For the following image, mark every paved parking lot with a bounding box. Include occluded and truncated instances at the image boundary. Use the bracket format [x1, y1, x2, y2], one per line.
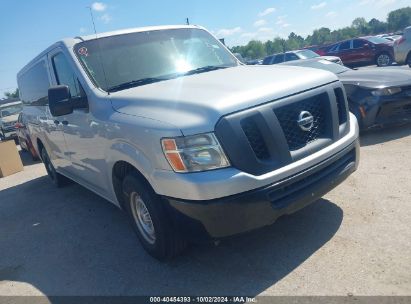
[0, 124, 411, 297]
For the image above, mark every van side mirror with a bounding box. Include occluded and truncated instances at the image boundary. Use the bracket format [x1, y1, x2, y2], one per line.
[48, 85, 73, 117]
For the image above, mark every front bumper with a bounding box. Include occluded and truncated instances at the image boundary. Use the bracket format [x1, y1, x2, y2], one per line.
[0, 127, 17, 139]
[151, 113, 359, 201]
[165, 139, 359, 240]
[359, 94, 411, 129]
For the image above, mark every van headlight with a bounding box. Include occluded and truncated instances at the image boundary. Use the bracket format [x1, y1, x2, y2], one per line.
[371, 87, 401, 96]
[161, 133, 230, 173]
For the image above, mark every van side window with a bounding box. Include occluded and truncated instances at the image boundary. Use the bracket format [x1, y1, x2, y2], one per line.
[18, 60, 50, 106]
[52, 53, 83, 98]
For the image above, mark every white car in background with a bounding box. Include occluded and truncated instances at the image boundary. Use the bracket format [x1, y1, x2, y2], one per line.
[394, 26, 411, 67]
[0, 100, 22, 140]
[262, 49, 343, 65]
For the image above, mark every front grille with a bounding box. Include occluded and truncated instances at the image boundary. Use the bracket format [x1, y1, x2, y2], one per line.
[393, 103, 411, 115]
[274, 93, 328, 151]
[403, 104, 411, 114]
[378, 99, 411, 118]
[241, 119, 270, 160]
[3, 126, 16, 132]
[1, 124, 16, 132]
[215, 83, 345, 176]
[2, 122, 15, 128]
[334, 88, 348, 124]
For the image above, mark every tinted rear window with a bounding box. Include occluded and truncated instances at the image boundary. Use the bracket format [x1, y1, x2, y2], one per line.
[284, 53, 300, 61]
[353, 39, 366, 48]
[262, 56, 274, 65]
[273, 54, 284, 64]
[339, 41, 351, 50]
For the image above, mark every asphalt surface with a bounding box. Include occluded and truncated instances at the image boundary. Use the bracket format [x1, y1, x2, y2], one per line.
[0, 123, 410, 297]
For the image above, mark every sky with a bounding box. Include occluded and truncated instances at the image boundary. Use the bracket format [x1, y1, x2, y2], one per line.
[0, 0, 410, 97]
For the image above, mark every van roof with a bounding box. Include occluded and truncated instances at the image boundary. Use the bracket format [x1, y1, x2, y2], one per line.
[76, 24, 201, 42]
[17, 24, 202, 78]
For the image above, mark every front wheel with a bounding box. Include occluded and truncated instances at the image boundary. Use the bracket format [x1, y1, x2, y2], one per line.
[122, 172, 187, 260]
[376, 53, 392, 67]
[40, 147, 67, 187]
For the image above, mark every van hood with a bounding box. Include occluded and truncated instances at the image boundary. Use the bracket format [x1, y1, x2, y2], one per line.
[109, 65, 337, 135]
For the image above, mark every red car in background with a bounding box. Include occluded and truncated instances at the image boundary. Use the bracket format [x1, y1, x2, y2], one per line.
[316, 36, 394, 67]
[15, 113, 39, 160]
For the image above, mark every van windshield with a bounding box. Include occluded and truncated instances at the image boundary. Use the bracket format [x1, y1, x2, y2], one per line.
[364, 36, 390, 44]
[0, 105, 22, 118]
[74, 28, 238, 92]
[295, 50, 320, 59]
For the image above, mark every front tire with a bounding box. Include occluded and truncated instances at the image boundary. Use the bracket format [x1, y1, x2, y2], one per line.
[376, 53, 392, 67]
[40, 147, 67, 187]
[122, 172, 187, 260]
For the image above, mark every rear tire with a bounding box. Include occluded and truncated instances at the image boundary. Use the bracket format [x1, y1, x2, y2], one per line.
[376, 53, 392, 67]
[122, 172, 187, 260]
[40, 147, 67, 187]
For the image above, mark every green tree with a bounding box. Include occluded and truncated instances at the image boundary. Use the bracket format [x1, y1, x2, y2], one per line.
[4, 88, 19, 99]
[286, 32, 304, 50]
[243, 40, 267, 59]
[310, 27, 332, 45]
[387, 7, 411, 31]
[230, 6, 411, 59]
[352, 17, 370, 34]
[368, 18, 388, 34]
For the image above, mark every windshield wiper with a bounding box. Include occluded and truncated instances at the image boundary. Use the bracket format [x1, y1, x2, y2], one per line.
[182, 65, 230, 76]
[107, 66, 231, 92]
[107, 77, 166, 92]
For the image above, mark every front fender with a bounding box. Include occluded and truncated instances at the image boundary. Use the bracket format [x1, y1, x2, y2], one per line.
[105, 140, 159, 206]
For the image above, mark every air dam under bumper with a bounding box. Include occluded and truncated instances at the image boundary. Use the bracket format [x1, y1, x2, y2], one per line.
[165, 139, 359, 240]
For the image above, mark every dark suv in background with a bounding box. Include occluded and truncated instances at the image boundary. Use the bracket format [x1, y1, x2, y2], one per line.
[317, 37, 394, 67]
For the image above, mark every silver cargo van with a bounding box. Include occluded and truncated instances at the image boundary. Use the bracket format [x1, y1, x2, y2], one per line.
[18, 25, 359, 260]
